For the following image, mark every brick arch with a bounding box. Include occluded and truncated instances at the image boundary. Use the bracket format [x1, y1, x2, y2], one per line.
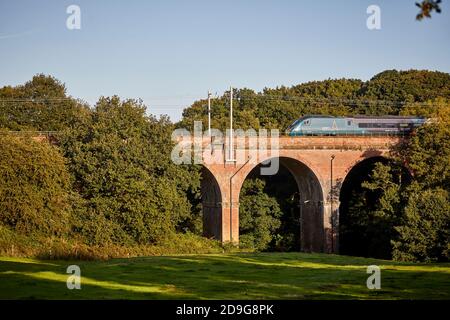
[236, 156, 326, 252]
[235, 155, 323, 201]
[341, 153, 390, 186]
[201, 166, 223, 240]
[338, 153, 411, 210]
[337, 155, 397, 255]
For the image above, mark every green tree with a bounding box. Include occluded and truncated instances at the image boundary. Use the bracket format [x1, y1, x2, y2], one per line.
[0, 74, 90, 131]
[341, 162, 406, 259]
[390, 111, 450, 261]
[239, 179, 282, 251]
[359, 70, 450, 114]
[179, 70, 450, 132]
[60, 96, 201, 245]
[397, 121, 450, 191]
[393, 187, 449, 262]
[0, 133, 71, 236]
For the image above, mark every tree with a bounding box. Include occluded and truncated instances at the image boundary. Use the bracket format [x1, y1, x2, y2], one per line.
[179, 70, 450, 132]
[239, 179, 282, 250]
[0, 74, 90, 131]
[359, 70, 450, 114]
[0, 133, 71, 236]
[416, 0, 442, 20]
[340, 162, 407, 259]
[390, 110, 450, 261]
[60, 96, 201, 245]
[397, 122, 450, 191]
[393, 187, 449, 262]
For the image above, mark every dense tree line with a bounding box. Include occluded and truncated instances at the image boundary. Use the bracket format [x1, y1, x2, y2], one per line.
[0, 70, 449, 261]
[0, 76, 202, 251]
[59, 97, 201, 245]
[179, 70, 450, 132]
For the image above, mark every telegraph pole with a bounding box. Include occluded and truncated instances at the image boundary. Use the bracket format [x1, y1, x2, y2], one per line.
[330, 154, 335, 253]
[227, 86, 234, 161]
[228, 86, 238, 244]
[207, 90, 211, 137]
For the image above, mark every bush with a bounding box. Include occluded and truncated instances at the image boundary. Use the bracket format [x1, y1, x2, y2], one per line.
[0, 225, 40, 257]
[0, 134, 71, 236]
[0, 226, 223, 260]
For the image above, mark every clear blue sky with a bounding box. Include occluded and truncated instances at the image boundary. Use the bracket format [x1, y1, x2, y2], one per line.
[0, 0, 449, 121]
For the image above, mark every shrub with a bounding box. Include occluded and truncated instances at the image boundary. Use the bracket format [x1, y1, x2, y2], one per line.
[0, 134, 71, 236]
[1, 227, 223, 261]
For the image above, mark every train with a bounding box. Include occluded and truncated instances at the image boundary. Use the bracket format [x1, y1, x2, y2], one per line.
[286, 115, 427, 136]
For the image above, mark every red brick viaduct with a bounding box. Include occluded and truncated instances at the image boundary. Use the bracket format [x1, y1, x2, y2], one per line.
[200, 136, 403, 253]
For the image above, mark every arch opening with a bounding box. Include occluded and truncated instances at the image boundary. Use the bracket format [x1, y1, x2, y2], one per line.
[201, 167, 223, 240]
[339, 156, 411, 259]
[238, 157, 325, 252]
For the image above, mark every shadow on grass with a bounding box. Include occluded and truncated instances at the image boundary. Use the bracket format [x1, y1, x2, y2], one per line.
[1, 253, 449, 300]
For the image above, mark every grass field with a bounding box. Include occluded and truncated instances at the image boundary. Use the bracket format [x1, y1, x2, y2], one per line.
[1, 253, 449, 299]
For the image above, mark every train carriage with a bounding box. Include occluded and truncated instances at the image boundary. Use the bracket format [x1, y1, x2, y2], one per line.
[287, 115, 427, 136]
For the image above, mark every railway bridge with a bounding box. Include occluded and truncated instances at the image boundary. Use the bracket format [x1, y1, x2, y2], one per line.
[200, 135, 403, 253]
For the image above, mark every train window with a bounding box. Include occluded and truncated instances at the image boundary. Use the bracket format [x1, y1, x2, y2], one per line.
[358, 121, 416, 129]
[347, 120, 351, 126]
[287, 120, 299, 131]
[304, 120, 311, 126]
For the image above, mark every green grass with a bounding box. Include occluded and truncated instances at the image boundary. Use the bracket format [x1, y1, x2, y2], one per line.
[1, 252, 449, 299]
